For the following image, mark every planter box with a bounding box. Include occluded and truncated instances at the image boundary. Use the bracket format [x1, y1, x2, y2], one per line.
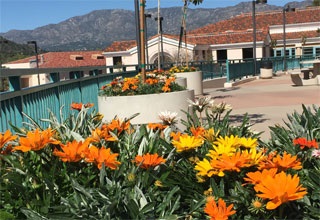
[175, 71, 203, 95]
[98, 89, 195, 130]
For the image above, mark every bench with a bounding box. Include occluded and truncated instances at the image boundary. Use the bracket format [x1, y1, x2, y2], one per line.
[289, 69, 319, 86]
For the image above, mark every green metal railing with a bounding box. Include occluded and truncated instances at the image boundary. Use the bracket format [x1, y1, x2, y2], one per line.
[1, 55, 318, 132]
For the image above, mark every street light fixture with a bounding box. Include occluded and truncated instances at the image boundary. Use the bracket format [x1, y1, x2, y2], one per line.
[252, 0, 267, 76]
[27, 40, 40, 85]
[283, 5, 295, 72]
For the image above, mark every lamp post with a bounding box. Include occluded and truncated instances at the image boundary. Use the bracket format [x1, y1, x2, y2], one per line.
[155, 16, 164, 68]
[283, 5, 295, 72]
[252, 0, 267, 76]
[134, 0, 141, 71]
[144, 14, 152, 68]
[139, 0, 146, 82]
[27, 40, 40, 85]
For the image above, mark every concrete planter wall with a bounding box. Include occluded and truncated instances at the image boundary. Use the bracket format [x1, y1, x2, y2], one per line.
[174, 71, 203, 95]
[98, 89, 195, 130]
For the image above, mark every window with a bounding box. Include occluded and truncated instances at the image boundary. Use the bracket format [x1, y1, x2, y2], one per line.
[113, 56, 122, 66]
[303, 47, 313, 57]
[217, 50, 227, 62]
[242, 48, 253, 59]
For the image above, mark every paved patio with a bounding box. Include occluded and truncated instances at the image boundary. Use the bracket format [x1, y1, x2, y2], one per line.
[204, 74, 320, 141]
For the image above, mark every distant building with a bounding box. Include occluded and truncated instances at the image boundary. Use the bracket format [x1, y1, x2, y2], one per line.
[103, 7, 320, 66]
[3, 51, 106, 87]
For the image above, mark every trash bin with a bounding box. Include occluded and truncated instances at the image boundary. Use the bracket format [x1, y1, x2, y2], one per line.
[260, 60, 273, 79]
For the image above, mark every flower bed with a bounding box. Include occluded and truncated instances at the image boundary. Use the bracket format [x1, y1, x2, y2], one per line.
[0, 100, 319, 219]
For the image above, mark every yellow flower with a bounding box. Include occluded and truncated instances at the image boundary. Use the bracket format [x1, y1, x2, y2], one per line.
[239, 137, 258, 149]
[172, 134, 204, 152]
[203, 128, 219, 144]
[154, 180, 163, 187]
[207, 142, 236, 160]
[194, 158, 224, 177]
[254, 171, 307, 210]
[214, 135, 241, 149]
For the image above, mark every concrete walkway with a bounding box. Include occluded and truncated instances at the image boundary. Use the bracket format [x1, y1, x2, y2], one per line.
[204, 74, 320, 141]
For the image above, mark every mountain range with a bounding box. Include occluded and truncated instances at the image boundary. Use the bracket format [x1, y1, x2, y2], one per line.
[0, 0, 313, 52]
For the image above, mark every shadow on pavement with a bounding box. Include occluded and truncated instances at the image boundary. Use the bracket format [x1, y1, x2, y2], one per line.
[229, 113, 268, 125]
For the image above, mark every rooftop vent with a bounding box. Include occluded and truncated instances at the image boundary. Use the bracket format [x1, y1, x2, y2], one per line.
[70, 55, 83, 60]
[91, 54, 104, 59]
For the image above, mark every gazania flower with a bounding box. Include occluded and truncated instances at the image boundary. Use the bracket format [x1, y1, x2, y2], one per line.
[195, 158, 224, 177]
[147, 123, 168, 131]
[85, 146, 121, 170]
[122, 77, 139, 92]
[210, 152, 253, 173]
[14, 128, 60, 152]
[244, 168, 278, 185]
[214, 135, 241, 150]
[312, 149, 320, 158]
[0, 130, 17, 149]
[170, 131, 182, 141]
[158, 110, 179, 126]
[203, 128, 219, 144]
[190, 126, 205, 138]
[293, 137, 318, 150]
[133, 153, 166, 169]
[53, 139, 90, 162]
[172, 134, 204, 152]
[210, 102, 232, 114]
[259, 151, 302, 171]
[239, 137, 258, 149]
[254, 171, 307, 210]
[70, 102, 94, 111]
[204, 198, 236, 220]
[207, 141, 237, 160]
[188, 96, 214, 113]
[104, 118, 130, 134]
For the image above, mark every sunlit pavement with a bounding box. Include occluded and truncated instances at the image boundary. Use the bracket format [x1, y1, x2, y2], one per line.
[204, 74, 320, 141]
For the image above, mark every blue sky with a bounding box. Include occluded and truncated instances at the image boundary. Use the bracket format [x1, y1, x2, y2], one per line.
[1, 0, 304, 33]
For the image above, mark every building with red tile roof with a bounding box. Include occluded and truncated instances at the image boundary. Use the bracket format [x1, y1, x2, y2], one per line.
[103, 7, 320, 65]
[3, 51, 106, 87]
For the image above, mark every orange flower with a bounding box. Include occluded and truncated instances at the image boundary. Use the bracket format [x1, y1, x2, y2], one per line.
[147, 123, 168, 131]
[259, 151, 302, 171]
[53, 139, 90, 162]
[254, 171, 307, 210]
[0, 130, 17, 149]
[85, 146, 120, 169]
[133, 153, 166, 169]
[210, 152, 253, 173]
[170, 131, 182, 141]
[293, 137, 319, 149]
[70, 102, 94, 111]
[122, 77, 139, 92]
[105, 118, 130, 134]
[204, 198, 236, 220]
[145, 78, 159, 85]
[190, 126, 205, 137]
[14, 128, 60, 152]
[244, 168, 278, 185]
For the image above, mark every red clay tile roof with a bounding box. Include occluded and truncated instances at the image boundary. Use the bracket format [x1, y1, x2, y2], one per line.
[104, 40, 137, 52]
[270, 30, 319, 41]
[189, 7, 320, 35]
[7, 51, 105, 68]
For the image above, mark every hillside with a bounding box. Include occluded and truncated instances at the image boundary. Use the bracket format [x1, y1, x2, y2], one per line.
[0, 0, 313, 51]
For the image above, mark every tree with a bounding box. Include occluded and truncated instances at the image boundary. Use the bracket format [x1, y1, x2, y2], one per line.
[313, 0, 320, 6]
